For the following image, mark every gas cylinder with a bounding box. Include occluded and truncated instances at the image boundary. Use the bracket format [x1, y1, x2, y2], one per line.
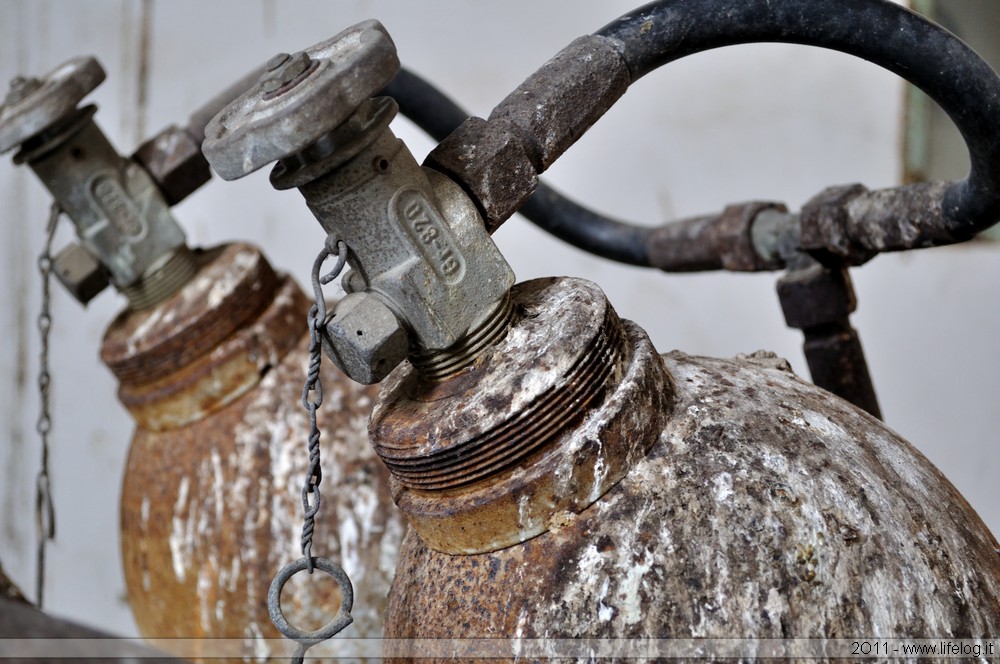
[379, 277, 1000, 657]
[109, 243, 402, 654]
[198, 16, 1000, 660]
[0, 56, 405, 659]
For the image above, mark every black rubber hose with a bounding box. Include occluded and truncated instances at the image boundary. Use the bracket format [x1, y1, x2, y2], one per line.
[596, 0, 1000, 242]
[382, 69, 653, 266]
[381, 68, 467, 144]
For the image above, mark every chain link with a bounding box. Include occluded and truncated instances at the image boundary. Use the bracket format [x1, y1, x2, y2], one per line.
[299, 235, 348, 569]
[35, 203, 61, 609]
[268, 235, 352, 663]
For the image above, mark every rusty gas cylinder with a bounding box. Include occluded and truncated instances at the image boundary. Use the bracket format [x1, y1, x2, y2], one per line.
[106, 243, 403, 660]
[378, 277, 1000, 661]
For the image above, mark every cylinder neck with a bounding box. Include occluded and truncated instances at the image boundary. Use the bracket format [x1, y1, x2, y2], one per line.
[369, 277, 674, 554]
[101, 243, 308, 431]
[409, 292, 514, 382]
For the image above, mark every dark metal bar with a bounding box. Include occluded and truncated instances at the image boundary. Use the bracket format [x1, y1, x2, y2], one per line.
[776, 263, 882, 418]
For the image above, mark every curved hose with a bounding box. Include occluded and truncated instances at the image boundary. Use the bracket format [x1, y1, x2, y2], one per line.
[388, 2, 1000, 268]
[596, 0, 1000, 248]
[382, 69, 653, 266]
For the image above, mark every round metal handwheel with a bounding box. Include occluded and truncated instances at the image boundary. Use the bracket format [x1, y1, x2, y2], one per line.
[0, 56, 105, 153]
[203, 19, 400, 181]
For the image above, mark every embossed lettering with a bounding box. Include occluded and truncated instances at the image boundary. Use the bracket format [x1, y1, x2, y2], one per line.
[394, 189, 466, 283]
[89, 174, 144, 238]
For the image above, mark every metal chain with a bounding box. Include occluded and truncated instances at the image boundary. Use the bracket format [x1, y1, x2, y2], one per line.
[35, 202, 61, 609]
[299, 235, 348, 569]
[268, 235, 353, 664]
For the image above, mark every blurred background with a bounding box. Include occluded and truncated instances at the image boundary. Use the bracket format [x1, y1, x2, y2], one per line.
[1, 0, 997, 636]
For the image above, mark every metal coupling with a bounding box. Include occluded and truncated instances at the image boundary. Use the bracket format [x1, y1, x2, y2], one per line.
[0, 56, 195, 309]
[204, 20, 515, 384]
[321, 292, 410, 386]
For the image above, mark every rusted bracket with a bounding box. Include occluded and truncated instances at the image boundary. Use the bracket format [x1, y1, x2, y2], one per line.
[776, 262, 882, 419]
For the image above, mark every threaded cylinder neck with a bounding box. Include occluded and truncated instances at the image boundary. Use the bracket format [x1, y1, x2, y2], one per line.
[409, 293, 514, 382]
[371, 278, 630, 491]
[122, 246, 198, 310]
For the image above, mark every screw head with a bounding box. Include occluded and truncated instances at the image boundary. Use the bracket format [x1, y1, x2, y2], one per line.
[265, 53, 291, 72]
[259, 51, 313, 95]
[4, 76, 42, 106]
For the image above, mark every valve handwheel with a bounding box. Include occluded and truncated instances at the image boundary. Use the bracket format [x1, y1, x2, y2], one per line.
[203, 19, 400, 180]
[0, 56, 105, 154]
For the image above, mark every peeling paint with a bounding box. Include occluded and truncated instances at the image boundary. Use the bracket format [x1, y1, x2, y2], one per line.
[168, 475, 191, 582]
[121, 315, 404, 656]
[387, 351, 1000, 651]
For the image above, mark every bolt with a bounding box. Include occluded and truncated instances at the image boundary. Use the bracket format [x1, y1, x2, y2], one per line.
[4, 76, 42, 106]
[265, 53, 291, 72]
[259, 52, 313, 95]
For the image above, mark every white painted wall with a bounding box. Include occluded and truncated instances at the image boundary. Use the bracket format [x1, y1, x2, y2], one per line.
[1, 0, 996, 636]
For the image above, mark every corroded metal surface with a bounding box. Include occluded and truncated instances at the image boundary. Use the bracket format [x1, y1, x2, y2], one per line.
[646, 201, 786, 273]
[777, 263, 881, 419]
[425, 35, 629, 233]
[117, 277, 305, 431]
[108, 244, 404, 660]
[424, 116, 537, 233]
[387, 351, 1000, 659]
[120, 332, 401, 659]
[372, 278, 671, 554]
[487, 35, 629, 172]
[799, 181, 959, 265]
[102, 244, 278, 384]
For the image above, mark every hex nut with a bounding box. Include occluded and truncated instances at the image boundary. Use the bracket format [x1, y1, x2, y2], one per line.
[52, 243, 109, 305]
[323, 292, 409, 385]
[776, 263, 857, 330]
[132, 125, 211, 206]
[425, 116, 538, 233]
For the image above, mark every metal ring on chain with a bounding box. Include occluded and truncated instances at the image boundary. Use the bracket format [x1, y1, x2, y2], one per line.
[267, 556, 354, 646]
[269, 236, 353, 662]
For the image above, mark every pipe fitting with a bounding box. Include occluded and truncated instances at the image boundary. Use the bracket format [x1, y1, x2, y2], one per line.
[0, 56, 195, 309]
[204, 21, 515, 384]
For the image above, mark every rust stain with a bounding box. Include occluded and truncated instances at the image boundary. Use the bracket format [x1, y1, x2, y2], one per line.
[109, 244, 403, 660]
[386, 351, 1000, 659]
[115, 277, 305, 431]
[374, 278, 672, 555]
[102, 244, 279, 384]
